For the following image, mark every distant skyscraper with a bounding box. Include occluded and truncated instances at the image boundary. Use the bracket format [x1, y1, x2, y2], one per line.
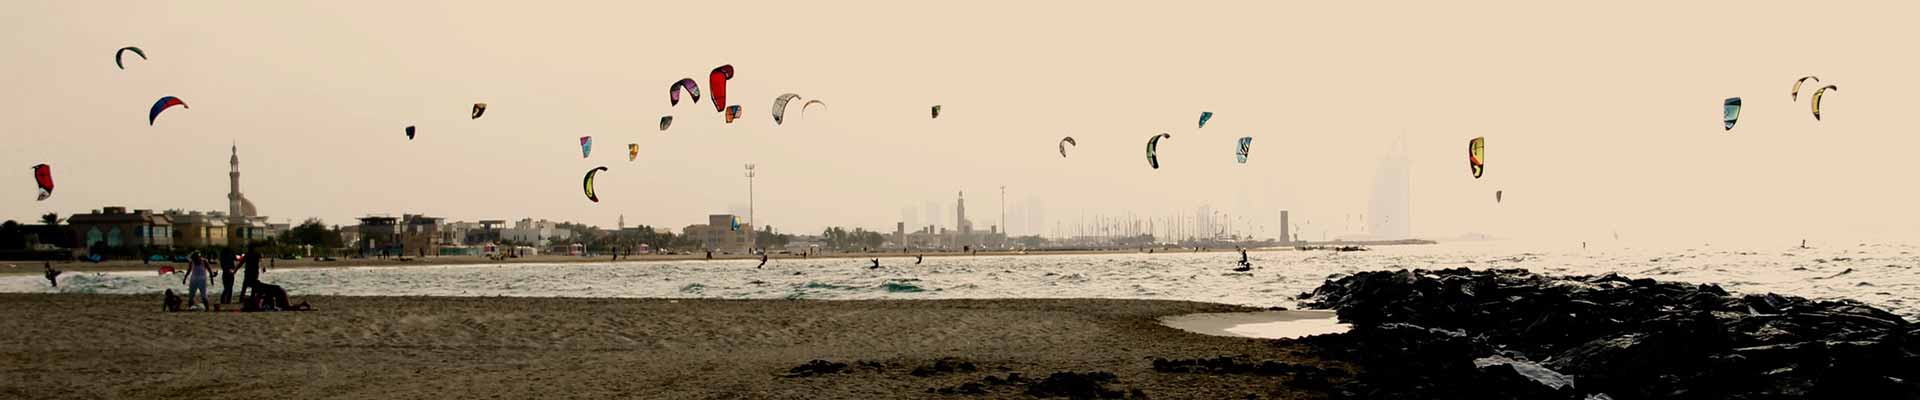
[1368, 137, 1412, 239]
[956, 191, 971, 234]
[1279, 210, 1291, 243]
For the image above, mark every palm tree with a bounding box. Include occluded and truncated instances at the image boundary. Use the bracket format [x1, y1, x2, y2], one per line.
[39, 213, 60, 226]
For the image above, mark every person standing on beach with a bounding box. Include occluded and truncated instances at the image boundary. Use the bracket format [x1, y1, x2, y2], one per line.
[241, 248, 262, 298]
[183, 253, 212, 311]
[218, 248, 237, 304]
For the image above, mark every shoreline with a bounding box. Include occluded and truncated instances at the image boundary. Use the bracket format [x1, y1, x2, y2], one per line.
[0, 295, 1345, 399]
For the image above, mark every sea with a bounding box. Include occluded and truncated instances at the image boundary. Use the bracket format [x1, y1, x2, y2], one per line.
[7, 241, 1917, 319]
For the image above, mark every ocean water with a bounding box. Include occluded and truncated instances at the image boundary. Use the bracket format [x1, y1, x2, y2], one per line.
[7, 241, 1918, 319]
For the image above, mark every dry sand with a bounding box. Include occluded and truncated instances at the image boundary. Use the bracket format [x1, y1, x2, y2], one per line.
[0, 295, 1343, 399]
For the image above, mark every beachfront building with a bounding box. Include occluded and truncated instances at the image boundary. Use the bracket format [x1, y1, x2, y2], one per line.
[501, 218, 572, 246]
[681, 214, 753, 254]
[164, 210, 228, 248]
[356, 216, 400, 256]
[401, 214, 444, 257]
[69, 207, 174, 249]
[436, 220, 507, 247]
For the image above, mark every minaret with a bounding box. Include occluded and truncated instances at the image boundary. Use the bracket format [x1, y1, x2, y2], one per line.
[228, 145, 242, 217]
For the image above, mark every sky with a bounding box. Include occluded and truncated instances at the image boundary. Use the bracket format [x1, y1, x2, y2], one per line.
[4, 1, 1918, 246]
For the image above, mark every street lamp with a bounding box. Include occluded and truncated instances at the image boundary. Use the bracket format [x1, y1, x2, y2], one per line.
[999, 185, 1006, 246]
[745, 164, 756, 249]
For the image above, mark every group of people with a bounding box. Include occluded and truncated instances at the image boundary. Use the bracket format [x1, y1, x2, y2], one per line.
[173, 246, 308, 312]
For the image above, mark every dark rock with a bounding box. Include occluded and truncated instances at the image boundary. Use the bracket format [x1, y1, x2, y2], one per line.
[1026, 371, 1123, 398]
[928, 382, 989, 395]
[1150, 356, 1316, 376]
[784, 359, 848, 377]
[911, 357, 979, 377]
[1299, 268, 1920, 399]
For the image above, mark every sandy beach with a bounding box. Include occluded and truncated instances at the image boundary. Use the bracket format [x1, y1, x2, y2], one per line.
[0, 295, 1344, 399]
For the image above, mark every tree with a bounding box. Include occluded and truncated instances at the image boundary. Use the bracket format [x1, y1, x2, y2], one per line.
[39, 213, 60, 226]
[284, 219, 343, 249]
[755, 228, 791, 249]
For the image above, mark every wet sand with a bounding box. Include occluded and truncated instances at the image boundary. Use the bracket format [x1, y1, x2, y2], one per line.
[0, 295, 1343, 399]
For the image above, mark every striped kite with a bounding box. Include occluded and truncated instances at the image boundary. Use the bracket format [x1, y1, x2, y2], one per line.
[148, 96, 188, 125]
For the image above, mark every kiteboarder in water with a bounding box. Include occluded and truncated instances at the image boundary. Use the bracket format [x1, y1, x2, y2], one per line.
[869, 259, 881, 269]
[915, 255, 924, 265]
[44, 262, 60, 288]
[758, 253, 769, 268]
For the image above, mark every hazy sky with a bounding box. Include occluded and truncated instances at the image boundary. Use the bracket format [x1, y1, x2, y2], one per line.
[5, 1, 1918, 246]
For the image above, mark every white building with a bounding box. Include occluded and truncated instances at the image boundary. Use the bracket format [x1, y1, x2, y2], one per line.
[501, 218, 572, 246]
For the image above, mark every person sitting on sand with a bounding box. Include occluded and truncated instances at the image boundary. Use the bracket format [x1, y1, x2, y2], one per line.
[243, 281, 310, 312]
[44, 262, 61, 288]
[182, 253, 213, 311]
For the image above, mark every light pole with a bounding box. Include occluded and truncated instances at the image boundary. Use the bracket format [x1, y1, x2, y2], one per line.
[999, 185, 1006, 246]
[745, 163, 756, 250]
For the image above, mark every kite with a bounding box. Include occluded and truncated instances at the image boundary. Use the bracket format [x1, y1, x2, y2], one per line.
[725, 105, 742, 123]
[471, 103, 487, 119]
[115, 47, 146, 70]
[670, 78, 702, 106]
[583, 166, 608, 203]
[31, 164, 53, 201]
[1147, 133, 1172, 169]
[802, 100, 827, 116]
[628, 144, 638, 161]
[931, 105, 942, 119]
[771, 93, 801, 124]
[1235, 137, 1252, 164]
[709, 64, 734, 113]
[580, 136, 593, 158]
[405, 126, 415, 140]
[148, 96, 187, 125]
[730, 216, 741, 231]
[659, 116, 673, 131]
[1198, 112, 1213, 128]
[1468, 137, 1486, 178]
[1791, 76, 1819, 101]
[1723, 97, 1741, 130]
[1812, 85, 1837, 120]
[1059, 137, 1077, 158]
